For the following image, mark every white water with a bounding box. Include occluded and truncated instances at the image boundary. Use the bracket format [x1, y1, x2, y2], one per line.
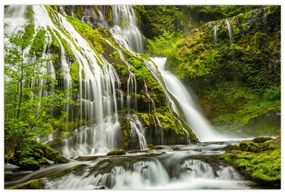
[226, 19, 233, 43]
[213, 25, 217, 42]
[129, 114, 148, 150]
[39, 142, 252, 189]
[111, 5, 144, 53]
[4, 5, 123, 157]
[151, 57, 227, 142]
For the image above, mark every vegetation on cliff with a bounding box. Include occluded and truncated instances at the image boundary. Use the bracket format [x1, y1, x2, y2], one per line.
[137, 5, 280, 135]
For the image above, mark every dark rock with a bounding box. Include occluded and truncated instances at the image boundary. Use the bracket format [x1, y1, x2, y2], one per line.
[252, 136, 272, 143]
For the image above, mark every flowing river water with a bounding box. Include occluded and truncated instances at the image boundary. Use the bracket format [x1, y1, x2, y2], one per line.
[5, 140, 256, 189]
[4, 5, 266, 189]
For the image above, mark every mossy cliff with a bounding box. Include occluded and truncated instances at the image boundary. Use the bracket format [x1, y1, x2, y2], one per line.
[137, 6, 280, 136]
[43, 5, 198, 152]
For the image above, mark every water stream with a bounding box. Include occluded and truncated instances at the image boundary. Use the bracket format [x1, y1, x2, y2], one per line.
[226, 19, 233, 43]
[151, 57, 227, 142]
[5, 141, 254, 189]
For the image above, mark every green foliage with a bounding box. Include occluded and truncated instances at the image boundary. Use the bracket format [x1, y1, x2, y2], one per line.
[154, 6, 281, 135]
[30, 29, 46, 57]
[135, 5, 183, 38]
[4, 34, 73, 163]
[70, 62, 80, 82]
[219, 137, 280, 187]
[263, 85, 280, 100]
[147, 30, 181, 57]
[22, 24, 35, 45]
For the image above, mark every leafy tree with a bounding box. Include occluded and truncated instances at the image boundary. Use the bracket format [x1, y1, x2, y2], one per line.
[4, 34, 73, 161]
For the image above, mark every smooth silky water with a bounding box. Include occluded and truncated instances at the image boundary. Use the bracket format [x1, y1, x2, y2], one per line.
[4, 5, 257, 189]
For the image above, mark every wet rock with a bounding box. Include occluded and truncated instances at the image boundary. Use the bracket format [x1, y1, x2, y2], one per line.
[223, 144, 240, 152]
[7, 178, 46, 189]
[107, 149, 126, 155]
[252, 136, 272, 143]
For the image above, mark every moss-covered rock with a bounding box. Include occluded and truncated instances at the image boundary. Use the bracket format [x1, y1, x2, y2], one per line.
[8, 179, 46, 189]
[252, 136, 272, 143]
[223, 144, 240, 152]
[11, 141, 68, 171]
[107, 149, 126, 155]
[219, 137, 280, 188]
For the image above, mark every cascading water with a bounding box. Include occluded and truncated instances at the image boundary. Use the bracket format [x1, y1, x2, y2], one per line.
[111, 5, 144, 53]
[7, 142, 253, 189]
[213, 25, 217, 42]
[226, 19, 233, 43]
[151, 57, 226, 142]
[5, 5, 123, 157]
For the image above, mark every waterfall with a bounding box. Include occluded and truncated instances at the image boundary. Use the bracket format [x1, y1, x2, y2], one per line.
[151, 57, 226, 142]
[111, 5, 144, 53]
[5, 5, 123, 157]
[4, 5, 222, 157]
[226, 19, 233, 43]
[213, 25, 217, 42]
[129, 114, 147, 150]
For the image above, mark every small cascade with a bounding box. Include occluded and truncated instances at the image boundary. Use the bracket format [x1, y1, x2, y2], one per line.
[39, 142, 251, 189]
[144, 81, 156, 112]
[129, 114, 147, 150]
[226, 19, 233, 43]
[152, 57, 226, 142]
[126, 72, 137, 111]
[111, 5, 144, 53]
[217, 166, 243, 180]
[180, 160, 215, 178]
[263, 7, 267, 25]
[152, 115, 164, 145]
[213, 25, 217, 42]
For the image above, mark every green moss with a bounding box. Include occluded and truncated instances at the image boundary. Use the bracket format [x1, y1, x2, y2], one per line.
[116, 63, 128, 75]
[11, 141, 68, 171]
[66, 16, 104, 54]
[49, 29, 76, 63]
[219, 137, 280, 187]
[74, 6, 84, 18]
[21, 24, 35, 46]
[41, 145, 69, 164]
[107, 149, 126, 155]
[147, 144, 158, 150]
[147, 6, 281, 137]
[139, 113, 151, 126]
[239, 140, 262, 153]
[49, 164, 87, 179]
[25, 6, 34, 22]
[223, 144, 240, 152]
[70, 62, 79, 82]
[119, 117, 132, 149]
[30, 29, 46, 57]
[8, 179, 45, 189]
